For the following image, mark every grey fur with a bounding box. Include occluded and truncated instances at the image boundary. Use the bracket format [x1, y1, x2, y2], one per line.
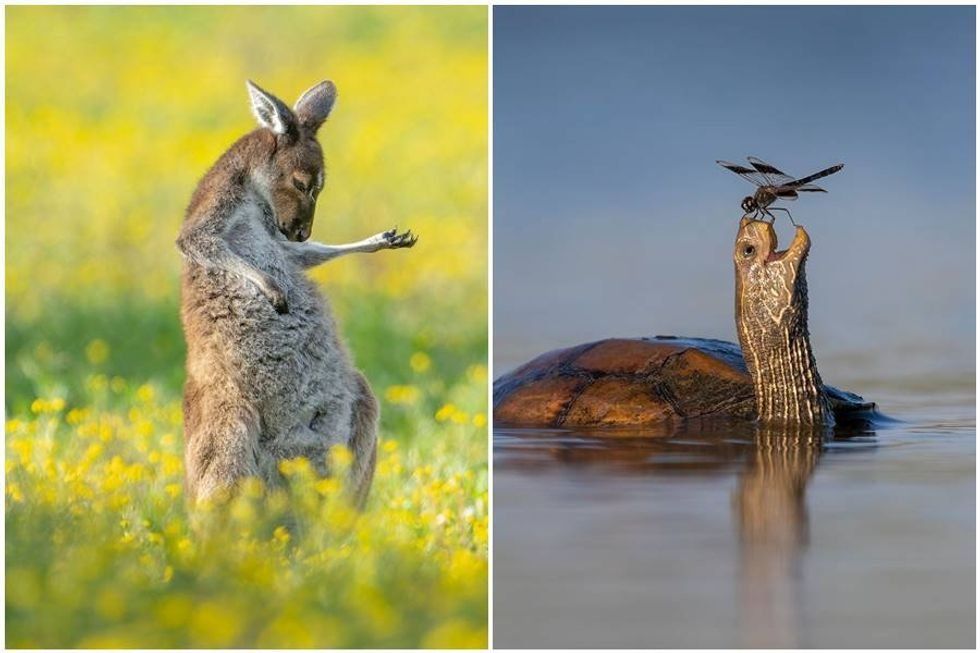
[177, 80, 416, 506]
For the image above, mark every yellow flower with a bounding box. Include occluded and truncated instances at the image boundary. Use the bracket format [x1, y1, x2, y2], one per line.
[279, 456, 313, 478]
[85, 338, 109, 364]
[330, 446, 353, 468]
[384, 384, 420, 405]
[240, 477, 264, 498]
[466, 364, 488, 383]
[30, 397, 65, 414]
[272, 526, 291, 544]
[436, 403, 471, 424]
[154, 594, 193, 628]
[66, 407, 89, 425]
[160, 453, 182, 477]
[314, 477, 341, 496]
[409, 351, 432, 373]
[435, 403, 456, 422]
[136, 384, 155, 403]
[85, 374, 108, 393]
[421, 620, 487, 648]
[6, 483, 24, 502]
[188, 600, 243, 647]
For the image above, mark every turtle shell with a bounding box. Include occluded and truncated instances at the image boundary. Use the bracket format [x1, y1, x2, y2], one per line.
[493, 336, 875, 427]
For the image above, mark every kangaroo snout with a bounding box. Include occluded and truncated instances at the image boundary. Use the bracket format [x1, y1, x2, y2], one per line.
[270, 189, 317, 241]
[282, 225, 313, 243]
[278, 214, 313, 242]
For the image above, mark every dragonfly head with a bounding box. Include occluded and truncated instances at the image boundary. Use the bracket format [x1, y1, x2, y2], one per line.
[741, 196, 757, 214]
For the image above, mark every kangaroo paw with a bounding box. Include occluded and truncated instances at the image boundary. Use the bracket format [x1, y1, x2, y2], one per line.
[383, 228, 418, 249]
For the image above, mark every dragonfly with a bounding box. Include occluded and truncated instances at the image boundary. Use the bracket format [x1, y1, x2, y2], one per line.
[716, 156, 844, 225]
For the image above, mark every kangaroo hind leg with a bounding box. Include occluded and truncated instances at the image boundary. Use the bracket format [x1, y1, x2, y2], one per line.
[347, 371, 380, 510]
[184, 391, 261, 504]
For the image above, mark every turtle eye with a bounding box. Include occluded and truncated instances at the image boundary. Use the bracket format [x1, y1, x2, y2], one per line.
[742, 244, 756, 258]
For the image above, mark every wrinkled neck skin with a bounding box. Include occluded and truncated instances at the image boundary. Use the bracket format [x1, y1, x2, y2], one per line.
[734, 218, 834, 426]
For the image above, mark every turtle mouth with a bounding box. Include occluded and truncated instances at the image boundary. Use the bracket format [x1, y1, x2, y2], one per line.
[765, 226, 809, 265]
[767, 248, 790, 263]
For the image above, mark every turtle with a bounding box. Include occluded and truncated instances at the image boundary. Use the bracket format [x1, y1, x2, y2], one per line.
[493, 217, 878, 428]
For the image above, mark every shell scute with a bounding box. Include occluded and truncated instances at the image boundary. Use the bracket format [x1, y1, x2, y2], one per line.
[659, 348, 755, 418]
[563, 377, 673, 426]
[573, 339, 685, 375]
[493, 375, 590, 426]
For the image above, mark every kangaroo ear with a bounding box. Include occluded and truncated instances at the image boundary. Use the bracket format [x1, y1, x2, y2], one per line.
[246, 80, 297, 136]
[293, 80, 337, 133]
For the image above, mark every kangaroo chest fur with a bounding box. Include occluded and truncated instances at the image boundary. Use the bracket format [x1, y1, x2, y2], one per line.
[181, 200, 358, 463]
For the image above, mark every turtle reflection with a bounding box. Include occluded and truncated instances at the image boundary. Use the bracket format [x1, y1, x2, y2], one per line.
[734, 424, 824, 648]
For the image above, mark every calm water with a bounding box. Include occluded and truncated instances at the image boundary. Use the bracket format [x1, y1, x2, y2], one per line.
[493, 357, 975, 648]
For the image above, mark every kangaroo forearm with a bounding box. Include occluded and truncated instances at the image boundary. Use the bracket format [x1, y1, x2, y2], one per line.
[284, 240, 378, 269]
[283, 241, 339, 268]
[283, 228, 417, 270]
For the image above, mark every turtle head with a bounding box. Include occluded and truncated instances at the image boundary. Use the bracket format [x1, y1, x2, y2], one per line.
[733, 217, 810, 307]
[733, 217, 831, 425]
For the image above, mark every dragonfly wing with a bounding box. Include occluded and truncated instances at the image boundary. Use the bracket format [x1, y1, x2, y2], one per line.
[795, 184, 827, 193]
[747, 156, 795, 186]
[775, 188, 799, 201]
[717, 160, 769, 187]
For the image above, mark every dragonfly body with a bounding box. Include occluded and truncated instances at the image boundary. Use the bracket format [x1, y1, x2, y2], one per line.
[718, 156, 844, 225]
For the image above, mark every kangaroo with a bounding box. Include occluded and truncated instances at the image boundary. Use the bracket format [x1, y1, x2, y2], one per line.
[177, 79, 416, 506]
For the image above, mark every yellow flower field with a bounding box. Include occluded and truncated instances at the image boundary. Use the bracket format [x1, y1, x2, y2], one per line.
[6, 6, 487, 648]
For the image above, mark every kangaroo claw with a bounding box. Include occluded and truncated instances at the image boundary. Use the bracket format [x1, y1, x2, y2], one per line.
[384, 228, 418, 249]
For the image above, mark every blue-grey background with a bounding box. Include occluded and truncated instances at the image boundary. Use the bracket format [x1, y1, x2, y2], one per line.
[494, 5, 975, 388]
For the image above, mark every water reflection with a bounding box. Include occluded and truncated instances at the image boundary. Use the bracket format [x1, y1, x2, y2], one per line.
[735, 425, 822, 647]
[494, 420, 877, 647]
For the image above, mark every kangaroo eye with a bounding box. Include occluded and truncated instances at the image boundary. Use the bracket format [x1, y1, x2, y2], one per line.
[292, 178, 307, 193]
[742, 245, 756, 257]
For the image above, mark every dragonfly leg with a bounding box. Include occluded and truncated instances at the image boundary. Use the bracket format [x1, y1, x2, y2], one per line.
[768, 206, 797, 227]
